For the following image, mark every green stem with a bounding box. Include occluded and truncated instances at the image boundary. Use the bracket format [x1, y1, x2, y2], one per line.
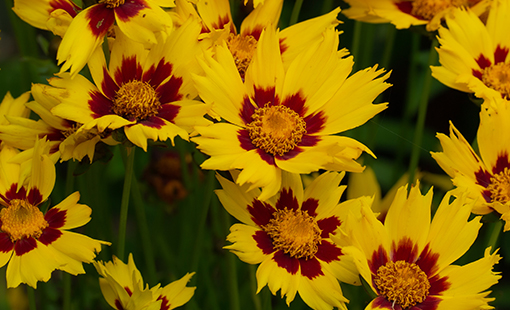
[249, 264, 262, 310]
[407, 39, 439, 186]
[131, 173, 157, 284]
[223, 211, 240, 310]
[27, 285, 36, 310]
[289, 0, 304, 26]
[351, 21, 363, 73]
[117, 146, 136, 261]
[190, 170, 215, 272]
[487, 220, 503, 253]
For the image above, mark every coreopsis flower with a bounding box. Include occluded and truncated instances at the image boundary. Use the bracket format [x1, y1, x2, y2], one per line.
[12, 0, 80, 37]
[431, 0, 510, 102]
[0, 92, 30, 126]
[192, 27, 390, 200]
[49, 18, 211, 151]
[217, 170, 366, 310]
[57, 0, 174, 77]
[171, 0, 341, 78]
[339, 183, 501, 310]
[0, 84, 117, 161]
[0, 138, 109, 288]
[432, 100, 510, 231]
[342, 0, 490, 32]
[94, 253, 195, 310]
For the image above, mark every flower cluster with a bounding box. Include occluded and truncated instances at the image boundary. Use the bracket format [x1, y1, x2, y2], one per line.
[0, 0, 507, 309]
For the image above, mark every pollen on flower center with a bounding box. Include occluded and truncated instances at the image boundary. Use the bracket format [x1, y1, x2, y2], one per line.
[62, 122, 83, 138]
[482, 62, 510, 99]
[487, 167, 510, 203]
[226, 33, 258, 80]
[263, 208, 322, 259]
[111, 80, 161, 122]
[374, 260, 431, 309]
[98, 0, 125, 8]
[411, 0, 467, 20]
[247, 104, 307, 156]
[0, 199, 49, 242]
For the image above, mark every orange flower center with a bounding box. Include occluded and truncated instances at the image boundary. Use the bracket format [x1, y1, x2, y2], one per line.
[0, 199, 48, 242]
[411, 0, 467, 20]
[62, 122, 83, 138]
[247, 104, 306, 156]
[226, 33, 258, 80]
[112, 80, 161, 121]
[487, 168, 510, 203]
[263, 208, 321, 259]
[99, 0, 125, 8]
[482, 62, 510, 100]
[374, 260, 430, 309]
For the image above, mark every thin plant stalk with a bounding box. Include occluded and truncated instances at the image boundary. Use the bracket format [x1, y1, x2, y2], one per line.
[289, 0, 304, 26]
[63, 160, 77, 310]
[131, 173, 157, 284]
[117, 146, 136, 261]
[407, 39, 439, 186]
[223, 211, 240, 310]
[487, 220, 504, 253]
[249, 264, 262, 310]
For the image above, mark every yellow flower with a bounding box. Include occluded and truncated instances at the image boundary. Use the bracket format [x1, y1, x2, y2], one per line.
[56, 0, 174, 77]
[0, 84, 117, 162]
[339, 183, 501, 310]
[342, 0, 491, 31]
[432, 100, 510, 231]
[171, 0, 341, 78]
[193, 27, 390, 200]
[94, 253, 195, 310]
[0, 92, 30, 126]
[48, 18, 211, 151]
[12, 0, 80, 37]
[0, 138, 109, 288]
[432, 0, 510, 102]
[218, 170, 368, 310]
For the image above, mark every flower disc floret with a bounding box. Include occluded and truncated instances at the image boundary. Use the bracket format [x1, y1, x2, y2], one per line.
[0, 199, 49, 242]
[263, 208, 322, 259]
[98, 0, 125, 8]
[247, 104, 306, 156]
[482, 63, 510, 100]
[226, 34, 258, 79]
[374, 260, 431, 309]
[112, 80, 161, 121]
[412, 0, 467, 20]
[487, 167, 510, 203]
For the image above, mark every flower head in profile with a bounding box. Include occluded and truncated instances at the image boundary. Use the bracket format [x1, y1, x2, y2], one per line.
[432, 0, 510, 102]
[12, 0, 81, 37]
[94, 253, 195, 310]
[342, 0, 490, 31]
[0, 138, 109, 288]
[432, 100, 510, 231]
[49, 18, 211, 151]
[339, 183, 501, 310]
[171, 0, 341, 78]
[193, 27, 390, 200]
[0, 84, 117, 162]
[56, 0, 174, 77]
[218, 170, 367, 310]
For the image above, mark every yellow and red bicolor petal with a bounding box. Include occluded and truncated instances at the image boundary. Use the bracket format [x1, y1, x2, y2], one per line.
[256, 255, 299, 303]
[478, 101, 510, 171]
[0, 234, 14, 268]
[239, 0, 283, 40]
[225, 224, 267, 264]
[158, 272, 195, 310]
[6, 239, 63, 288]
[114, 0, 173, 46]
[195, 0, 235, 33]
[12, 0, 80, 32]
[57, 4, 115, 76]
